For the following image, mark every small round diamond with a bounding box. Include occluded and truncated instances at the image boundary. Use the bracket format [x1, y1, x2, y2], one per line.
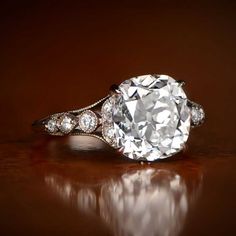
[59, 114, 76, 134]
[46, 119, 58, 133]
[102, 96, 116, 123]
[102, 101, 112, 122]
[191, 106, 205, 126]
[102, 124, 117, 147]
[78, 110, 98, 133]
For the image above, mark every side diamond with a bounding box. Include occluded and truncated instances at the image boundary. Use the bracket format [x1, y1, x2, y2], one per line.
[78, 110, 98, 133]
[102, 124, 118, 148]
[58, 114, 77, 134]
[45, 119, 58, 133]
[102, 96, 119, 148]
[102, 96, 115, 122]
[191, 104, 205, 126]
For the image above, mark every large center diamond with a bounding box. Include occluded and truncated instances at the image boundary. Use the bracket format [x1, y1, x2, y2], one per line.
[112, 74, 191, 161]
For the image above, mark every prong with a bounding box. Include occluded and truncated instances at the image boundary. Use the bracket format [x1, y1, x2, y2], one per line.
[109, 84, 120, 95]
[98, 117, 102, 125]
[182, 144, 187, 152]
[118, 146, 124, 153]
[177, 80, 185, 86]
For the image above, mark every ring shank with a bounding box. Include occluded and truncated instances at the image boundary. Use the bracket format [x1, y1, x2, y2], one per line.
[32, 96, 109, 137]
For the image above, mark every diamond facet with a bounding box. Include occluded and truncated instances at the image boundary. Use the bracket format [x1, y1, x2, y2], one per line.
[110, 74, 191, 161]
[78, 110, 98, 133]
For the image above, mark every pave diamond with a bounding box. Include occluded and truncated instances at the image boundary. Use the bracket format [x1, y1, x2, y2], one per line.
[111, 74, 191, 161]
[59, 114, 76, 134]
[78, 110, 98, 133]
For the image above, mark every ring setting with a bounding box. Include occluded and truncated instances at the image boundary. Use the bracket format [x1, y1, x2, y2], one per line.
[33, 74, 205, 161]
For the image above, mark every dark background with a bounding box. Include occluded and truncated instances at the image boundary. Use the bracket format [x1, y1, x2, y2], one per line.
[0, 1, 236, 236]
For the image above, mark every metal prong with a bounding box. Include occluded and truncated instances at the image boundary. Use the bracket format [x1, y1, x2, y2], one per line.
[109, 84, 120, 95]
[118, 146, 124, 153]
[177, 80, 185, 86]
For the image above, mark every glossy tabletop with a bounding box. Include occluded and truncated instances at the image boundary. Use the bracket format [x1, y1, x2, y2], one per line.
[0, 1, 236, 236]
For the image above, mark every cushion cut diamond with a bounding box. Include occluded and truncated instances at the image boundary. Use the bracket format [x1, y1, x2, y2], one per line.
[112, 74, 191, 161]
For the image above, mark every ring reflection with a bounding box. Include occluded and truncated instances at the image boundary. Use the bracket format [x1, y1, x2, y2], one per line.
[45, 166, 201, 236]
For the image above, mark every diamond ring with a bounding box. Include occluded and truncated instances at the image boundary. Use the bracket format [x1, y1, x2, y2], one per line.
[33, 74, 205, 161]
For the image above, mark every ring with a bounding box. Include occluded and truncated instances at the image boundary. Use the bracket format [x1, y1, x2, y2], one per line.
[33, 74, 205, 161]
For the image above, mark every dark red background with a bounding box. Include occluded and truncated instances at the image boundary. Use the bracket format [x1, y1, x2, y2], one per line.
[0, 1, 235, 235]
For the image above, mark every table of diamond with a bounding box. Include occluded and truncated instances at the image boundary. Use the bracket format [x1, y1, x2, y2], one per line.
[0, 2, 235, 236]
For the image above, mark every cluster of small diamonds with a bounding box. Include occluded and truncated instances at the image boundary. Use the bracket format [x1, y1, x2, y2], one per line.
[101, 96, 118, 148]
[191, 104, 205, 126]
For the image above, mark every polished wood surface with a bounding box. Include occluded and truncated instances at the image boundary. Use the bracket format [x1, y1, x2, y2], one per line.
[0, 2, 236, 235]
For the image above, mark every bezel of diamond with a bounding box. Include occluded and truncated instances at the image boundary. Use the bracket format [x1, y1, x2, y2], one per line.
[78, 110, 98, 133]
[58, 113, 77, 134]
